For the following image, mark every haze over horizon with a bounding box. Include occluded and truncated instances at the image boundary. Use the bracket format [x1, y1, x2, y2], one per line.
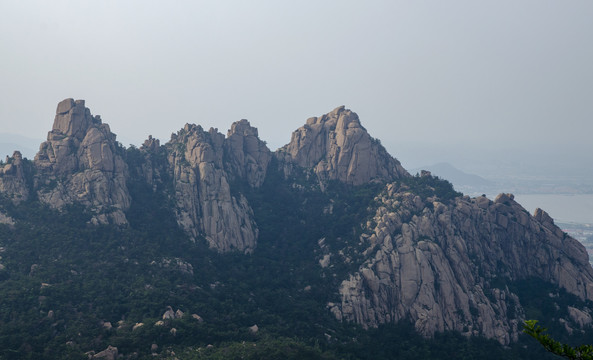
[1, 1, 592, 177]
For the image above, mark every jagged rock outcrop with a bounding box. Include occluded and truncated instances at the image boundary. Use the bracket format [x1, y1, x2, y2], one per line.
[132, 135, 167, 190]
[33, 99, 130, 224]
[166, 123, 258, 252]
[91, 345, 118, 360]
[0, 211, 14, 225]
[328, 185, 593, 345]
[225, 119, 271, 188]
[278, 106, 408, 186]
[0, 151, 29, 203]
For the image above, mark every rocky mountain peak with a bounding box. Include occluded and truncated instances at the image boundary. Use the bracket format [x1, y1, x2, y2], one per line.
[166, 123, 258, 253]
[33, 99, 130, 225]
[52, 98, 96, 141]
[225, 119, 271, 188]
[0, 151, 29, 203]
[141, 135, 160, 152]
[279, 106, 409, 186]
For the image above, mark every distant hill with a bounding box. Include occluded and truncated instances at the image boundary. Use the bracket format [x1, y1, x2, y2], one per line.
[411, 162, 493, 192]
[0, 133, 41, 159]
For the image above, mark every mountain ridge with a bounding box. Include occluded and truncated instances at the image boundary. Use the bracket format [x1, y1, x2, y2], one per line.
[0, 98, 591, 357]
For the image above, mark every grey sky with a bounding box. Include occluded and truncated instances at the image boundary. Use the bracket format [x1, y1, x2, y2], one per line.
[1, 1, 592, 174]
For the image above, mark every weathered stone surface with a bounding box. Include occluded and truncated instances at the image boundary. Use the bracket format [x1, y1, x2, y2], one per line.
[278, 106, 408, 186]
[56, 98, 74, 115]
[0, 151, 29, 203]
[162, 306, 175, 320]
[52, 99, 92, 141]
[330, 183, 593, 345]
[92, 345, 118, 360]
[166, 124, 258, 252]
[0, 208, 21, 227]
[225, 119, 271, 188]
[142, 135, 160, 152]
[568, 306, 592, 328]
[158, 257, 194, 276]
[34, 99, 130, 224]
[137, 120, 269, 253]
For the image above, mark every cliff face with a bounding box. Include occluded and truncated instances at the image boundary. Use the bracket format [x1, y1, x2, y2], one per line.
[224, 119, 271, 188]
[34, 99, 131, 225]
[0, 99, 130, 224]
[0, 151, 29, 203]
[278, 106, 408, 186]
[327, 184, 593, 344]
[163, 123, 262, 253]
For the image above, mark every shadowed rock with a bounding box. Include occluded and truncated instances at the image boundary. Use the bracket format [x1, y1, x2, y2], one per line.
[0, 151, 29, 202]
[225, 119, 271, 188]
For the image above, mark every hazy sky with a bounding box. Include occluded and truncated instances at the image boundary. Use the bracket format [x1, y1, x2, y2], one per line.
[1, 1, 592, 173]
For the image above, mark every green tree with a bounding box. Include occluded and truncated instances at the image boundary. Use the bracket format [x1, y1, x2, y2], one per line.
[523, 320, 593, 360]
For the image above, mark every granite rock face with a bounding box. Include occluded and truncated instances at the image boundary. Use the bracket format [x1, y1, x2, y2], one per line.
[34, 99, 130, 224]
[278, 106, 408, 186]
[329, 185, 593, 345]
[165, 123, 259, 253]
[0, 151, 29, 203]
[225, 119, 272, 188]
[125, 120, 270, 253]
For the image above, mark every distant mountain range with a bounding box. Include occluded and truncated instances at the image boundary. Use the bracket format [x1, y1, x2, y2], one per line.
[411, 162, 493, 192]
[0, 133, 41, 160]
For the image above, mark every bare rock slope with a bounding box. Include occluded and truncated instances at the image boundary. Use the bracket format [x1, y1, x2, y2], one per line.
[0, 151, 29, 203]
[328, 185, 593, 344]
[0, 99, 131, 224]
[34, 99, 131, 225]
[278, 106, 408, 186]
[163, 122, 268, 253]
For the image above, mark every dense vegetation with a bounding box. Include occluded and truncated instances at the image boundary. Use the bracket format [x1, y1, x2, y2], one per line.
[0, 159, 590, 359]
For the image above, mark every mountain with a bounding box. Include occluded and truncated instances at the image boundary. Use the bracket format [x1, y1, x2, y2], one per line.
[0, 133, 41, 160]
[411, 162, 493, 193]
[0, 99, 591, 359]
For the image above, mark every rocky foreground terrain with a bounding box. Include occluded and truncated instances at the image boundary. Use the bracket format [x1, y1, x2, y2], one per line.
[0, 99, 591, 358]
